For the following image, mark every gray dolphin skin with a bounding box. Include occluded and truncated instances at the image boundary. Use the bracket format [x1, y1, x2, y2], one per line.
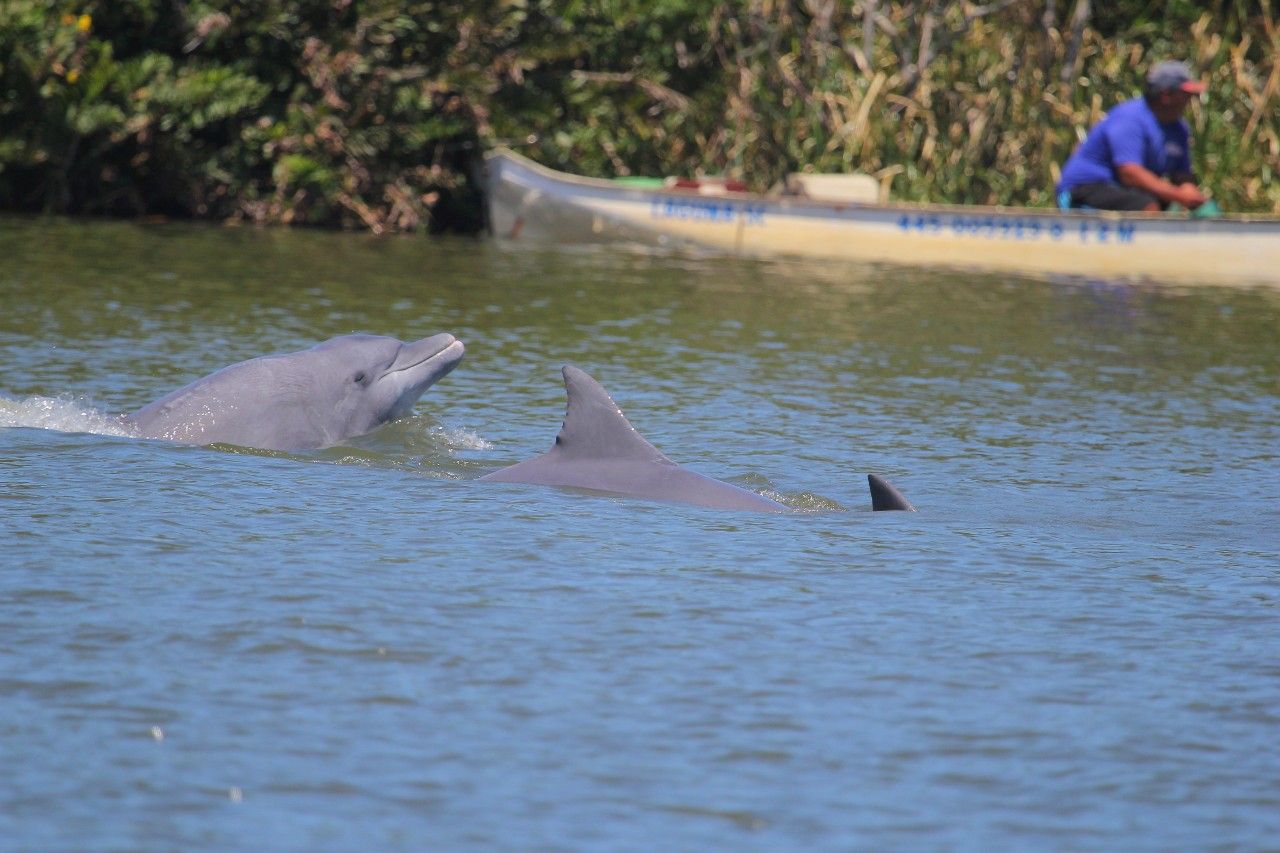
[481, 366, 915, 512]
[868, 473, 917, 512]
[128, 333, 464, 451]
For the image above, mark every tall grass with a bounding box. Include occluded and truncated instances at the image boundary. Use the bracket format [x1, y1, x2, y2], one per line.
[511, 1, 1278, 213]
[2, 1, 1276, 230]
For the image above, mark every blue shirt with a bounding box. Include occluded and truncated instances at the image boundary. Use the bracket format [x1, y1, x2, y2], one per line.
[1057, 96, 1193, 193]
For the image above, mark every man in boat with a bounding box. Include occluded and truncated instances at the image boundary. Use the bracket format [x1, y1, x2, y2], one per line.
[1056, 60, 1208, 212]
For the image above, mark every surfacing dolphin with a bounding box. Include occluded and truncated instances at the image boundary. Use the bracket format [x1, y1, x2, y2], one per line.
[127, 333, 464, 451]
[481, 366, 915, 512]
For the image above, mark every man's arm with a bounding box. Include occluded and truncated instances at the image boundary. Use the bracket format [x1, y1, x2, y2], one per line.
[1116, 162, 1206, 209]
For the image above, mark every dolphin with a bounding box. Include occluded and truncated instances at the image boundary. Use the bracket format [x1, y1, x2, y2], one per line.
[867, 473, 916, 512]
[481, 366, 915, 512]
[127, 333, 464, 451]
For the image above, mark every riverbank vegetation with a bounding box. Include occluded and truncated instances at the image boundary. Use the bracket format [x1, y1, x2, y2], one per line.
[2, 1, 1276, 232]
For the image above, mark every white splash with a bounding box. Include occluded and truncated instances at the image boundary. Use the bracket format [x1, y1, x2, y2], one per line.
[0, 395, 138, 439]
[432, 424, 492, 451]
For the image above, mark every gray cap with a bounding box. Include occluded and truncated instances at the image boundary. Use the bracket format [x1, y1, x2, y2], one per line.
[1146, 60, 1206, 94]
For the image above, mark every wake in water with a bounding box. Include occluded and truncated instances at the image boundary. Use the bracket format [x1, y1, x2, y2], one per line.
[0, 395, 139, 439]
[429, 423, 492, 452]
[315, 413, 492, 476]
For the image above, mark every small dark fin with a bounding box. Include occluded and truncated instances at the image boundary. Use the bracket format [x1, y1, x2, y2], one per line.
[555, 366, 673, 463]
[868, 473, 916, 512]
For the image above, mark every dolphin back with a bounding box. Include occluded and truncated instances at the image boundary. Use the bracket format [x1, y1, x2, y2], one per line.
[128, 355, 325, 449]
[482, 366, 787, 512]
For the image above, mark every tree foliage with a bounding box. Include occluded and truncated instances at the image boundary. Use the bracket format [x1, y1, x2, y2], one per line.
[1, 0, 1276, 230]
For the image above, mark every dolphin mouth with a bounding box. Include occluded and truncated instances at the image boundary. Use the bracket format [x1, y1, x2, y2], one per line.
[387, 334, 465, 379]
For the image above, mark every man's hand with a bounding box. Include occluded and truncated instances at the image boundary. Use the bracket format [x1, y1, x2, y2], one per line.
[1171, 182, 1207, 209]
[1117, 162, 1207, 210]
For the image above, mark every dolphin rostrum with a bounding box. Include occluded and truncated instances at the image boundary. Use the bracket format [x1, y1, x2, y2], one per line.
[127, 333, 464, 451]
[481, 366, 915, 512]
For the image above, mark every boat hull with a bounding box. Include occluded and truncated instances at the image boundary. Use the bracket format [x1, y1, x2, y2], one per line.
[485, 148, 1280, 286]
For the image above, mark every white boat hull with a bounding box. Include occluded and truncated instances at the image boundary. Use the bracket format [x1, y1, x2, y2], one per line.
[485, 148, 1280, 287]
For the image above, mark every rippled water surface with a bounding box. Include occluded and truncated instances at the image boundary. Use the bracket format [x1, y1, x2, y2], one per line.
[2, 216, 1278, 849]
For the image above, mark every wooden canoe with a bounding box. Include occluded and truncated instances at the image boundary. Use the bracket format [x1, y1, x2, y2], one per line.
[484, 147, 1280, 287]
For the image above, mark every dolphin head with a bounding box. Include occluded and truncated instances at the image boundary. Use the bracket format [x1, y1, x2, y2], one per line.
[312, 333, 465, 439]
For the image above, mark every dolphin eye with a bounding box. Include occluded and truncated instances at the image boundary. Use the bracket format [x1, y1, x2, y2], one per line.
[353, 372, 366, 384]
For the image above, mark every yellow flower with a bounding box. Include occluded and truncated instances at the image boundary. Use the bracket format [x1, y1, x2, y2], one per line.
[67, 69, 80, 84]
[76, 14, 91, 33]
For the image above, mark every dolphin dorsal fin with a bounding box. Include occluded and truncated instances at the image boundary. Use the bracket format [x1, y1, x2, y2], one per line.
[555, 366, 674, 464]
[868, 473, 917, 512]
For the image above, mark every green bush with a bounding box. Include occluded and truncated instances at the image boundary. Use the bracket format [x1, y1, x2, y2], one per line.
[1, 1, 1275, 229]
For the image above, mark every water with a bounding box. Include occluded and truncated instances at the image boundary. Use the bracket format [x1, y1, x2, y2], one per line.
[2, 216, 1277, 849]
